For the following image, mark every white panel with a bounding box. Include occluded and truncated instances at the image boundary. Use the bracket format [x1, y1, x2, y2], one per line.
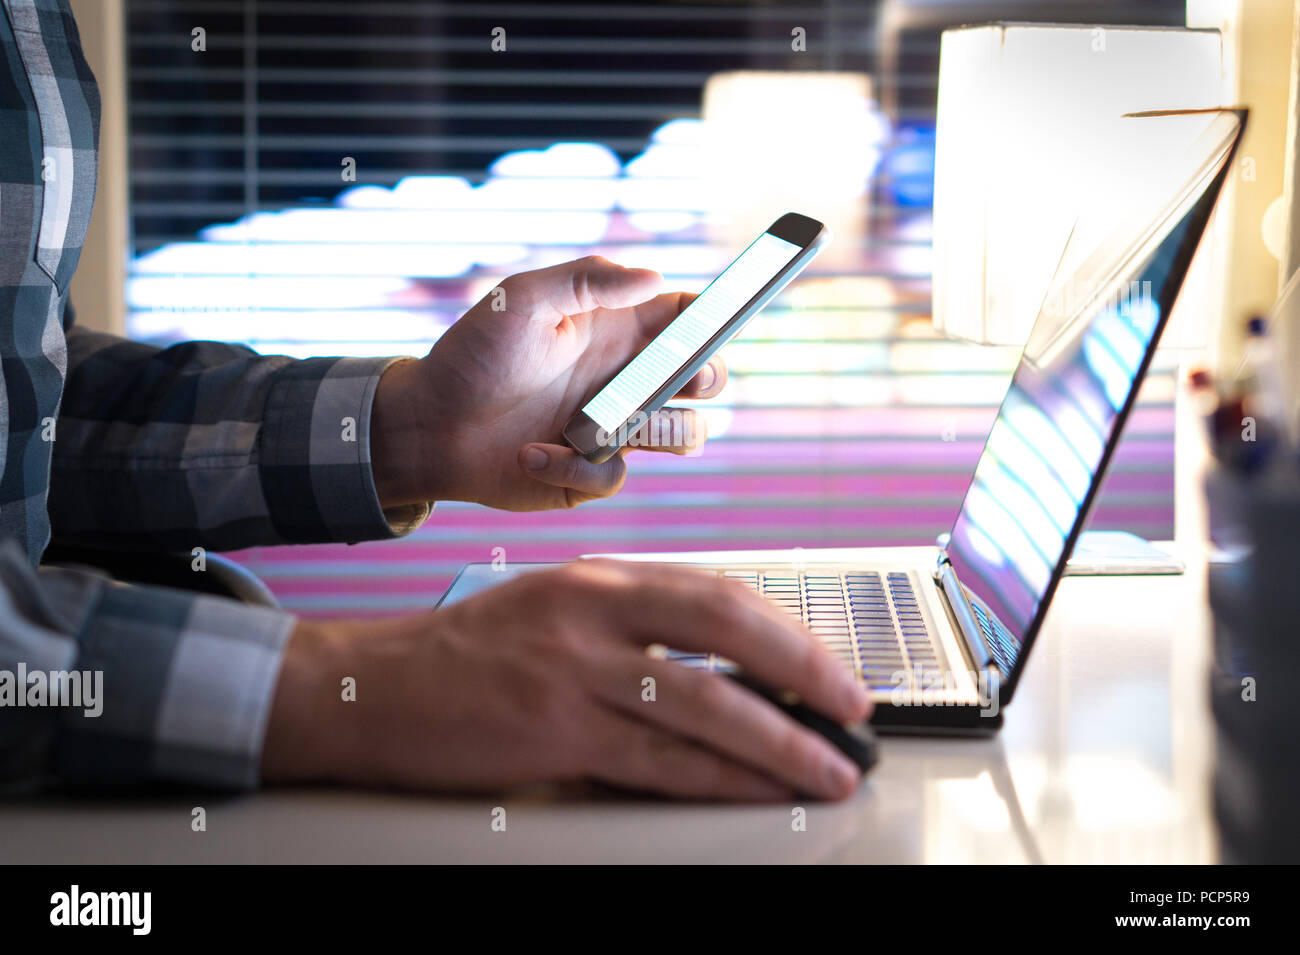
[932, 24, 1225, 346]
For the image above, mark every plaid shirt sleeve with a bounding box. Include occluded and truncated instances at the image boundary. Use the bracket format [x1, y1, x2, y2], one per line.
[1, 0, 427, 792]
[0, 538, 294, 791]
[49, 325, 430, 551]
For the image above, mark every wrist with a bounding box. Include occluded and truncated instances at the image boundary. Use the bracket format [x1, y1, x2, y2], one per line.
[370, 357, 454, 508]
[261, 618, 359, 784]
[263, 613, 439, 788]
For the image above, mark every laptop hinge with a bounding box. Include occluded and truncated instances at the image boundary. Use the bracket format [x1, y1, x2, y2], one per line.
[934, 554, 1001, 694]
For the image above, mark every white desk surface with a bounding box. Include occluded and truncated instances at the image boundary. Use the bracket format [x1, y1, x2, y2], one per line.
[0, 545, 1217, 864]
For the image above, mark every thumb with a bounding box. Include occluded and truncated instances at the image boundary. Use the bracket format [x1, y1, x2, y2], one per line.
[518, 442, 628, 502]
[506, 255, 662, 322]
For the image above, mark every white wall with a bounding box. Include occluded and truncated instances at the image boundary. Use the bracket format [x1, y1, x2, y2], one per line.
[68, 0, 127, 336]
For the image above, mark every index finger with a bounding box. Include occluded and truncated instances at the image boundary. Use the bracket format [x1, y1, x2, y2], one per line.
[633, 290, 698, 338]
[570, 559, 870, 724]
[503, 255, 662, 322]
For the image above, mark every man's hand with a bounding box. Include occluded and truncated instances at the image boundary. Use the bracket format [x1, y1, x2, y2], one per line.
[369, 256, 726, 511]
[263, 560, 872, 801]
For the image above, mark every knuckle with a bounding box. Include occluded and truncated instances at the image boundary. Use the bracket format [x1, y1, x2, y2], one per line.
[563, 455, 589, 484]
[523, 566, 593, 616]
[599, 458, 627, 494]
[553, 560, 595, 587]
[518, 568, 564, 604]
[686, 671, 731, 715]
[570, 269, 595, 310]
[708, 584, 753, 632]
[495, 273, 525, 303]
[771, 719, 818, 772]
[569, 557, 622, 587]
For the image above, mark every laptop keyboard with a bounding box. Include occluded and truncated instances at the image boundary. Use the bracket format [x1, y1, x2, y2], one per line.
[666, 570, 942, 691]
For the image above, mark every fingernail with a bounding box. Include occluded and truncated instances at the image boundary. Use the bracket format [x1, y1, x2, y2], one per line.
[698, 363, 717, 391]
[824, 754, 860, 797]
[523, 447, 549, 471]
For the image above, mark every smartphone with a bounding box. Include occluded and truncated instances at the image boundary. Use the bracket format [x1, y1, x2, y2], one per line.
[563, 212, 829, 463]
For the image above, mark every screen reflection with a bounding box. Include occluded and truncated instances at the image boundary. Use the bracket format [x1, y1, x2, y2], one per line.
[946, 212, 1193, 671]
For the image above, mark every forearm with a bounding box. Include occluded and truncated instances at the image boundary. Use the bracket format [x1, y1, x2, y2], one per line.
[50, 327, 430, 550]
[0, 539, 294, 792]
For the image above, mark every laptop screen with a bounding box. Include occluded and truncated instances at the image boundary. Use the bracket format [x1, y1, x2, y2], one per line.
[943, 110, 1242, 678]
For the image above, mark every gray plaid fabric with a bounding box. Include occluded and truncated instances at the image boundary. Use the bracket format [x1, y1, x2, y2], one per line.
[0, 0, 429, 791]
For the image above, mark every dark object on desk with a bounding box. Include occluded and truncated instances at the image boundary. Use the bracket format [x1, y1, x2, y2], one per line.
[725, 670, 879, 776]
[41, 543, 279, 608]
[1206, 468, 1300, 863]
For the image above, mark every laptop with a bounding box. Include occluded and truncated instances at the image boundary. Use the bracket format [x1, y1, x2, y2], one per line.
[438, 108, 1246, 735]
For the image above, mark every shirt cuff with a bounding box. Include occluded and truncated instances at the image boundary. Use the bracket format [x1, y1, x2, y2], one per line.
[258, 356, 432, 543]
[51, 581, 296, 790]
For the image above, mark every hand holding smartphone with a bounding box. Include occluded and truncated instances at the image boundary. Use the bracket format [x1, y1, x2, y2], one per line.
[563, 213, 829, 463]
